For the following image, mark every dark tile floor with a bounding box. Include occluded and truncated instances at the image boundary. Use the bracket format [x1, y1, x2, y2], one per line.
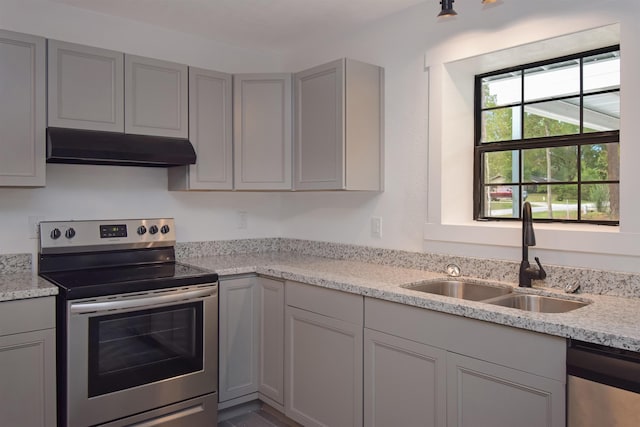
[218, 405, 300, 427]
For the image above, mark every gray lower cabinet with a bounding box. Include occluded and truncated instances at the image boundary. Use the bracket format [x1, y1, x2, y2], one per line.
[365, 297, 566, 427]
[363, 329, 447, 427]
[169, 67, 233, 190]
[0, 29, 46, 187]
[233, 73, 292, 190]
[218, 275, 286, 411]
[285, 281, 363, 427]
[125, 55, 188, 138]
[258, 277, 285, 407]
[447, 352, 565, 427]
[294, 58, 384, 191]
[218, 276, 260, 404]
[47, 40, 124, 132]
[0, 297, 56, 427]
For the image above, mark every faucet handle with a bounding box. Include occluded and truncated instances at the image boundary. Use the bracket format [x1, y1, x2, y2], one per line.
[534, 257, 547, 280]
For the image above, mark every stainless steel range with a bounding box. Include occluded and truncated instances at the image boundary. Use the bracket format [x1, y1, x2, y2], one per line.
[38, 218, 218, 427]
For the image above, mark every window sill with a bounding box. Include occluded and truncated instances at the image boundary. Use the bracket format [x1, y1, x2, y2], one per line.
[422, 220, 639, 257]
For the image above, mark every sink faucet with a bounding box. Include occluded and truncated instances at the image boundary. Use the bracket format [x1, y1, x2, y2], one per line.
[519, 201, 546, 287]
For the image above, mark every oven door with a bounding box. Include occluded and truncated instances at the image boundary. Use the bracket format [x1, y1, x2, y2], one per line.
[66, 284, 217, 427]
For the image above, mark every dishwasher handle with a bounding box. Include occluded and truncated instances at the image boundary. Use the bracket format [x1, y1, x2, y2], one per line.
[568, 340, 640, 394]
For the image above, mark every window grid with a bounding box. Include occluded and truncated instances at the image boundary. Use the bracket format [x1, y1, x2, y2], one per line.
[474, 45, 620, 224]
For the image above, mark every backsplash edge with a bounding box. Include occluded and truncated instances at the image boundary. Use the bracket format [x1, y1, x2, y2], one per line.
[177, 237, 640, 299]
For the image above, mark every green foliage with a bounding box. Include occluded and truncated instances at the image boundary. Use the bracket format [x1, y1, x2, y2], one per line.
[523, 113, 580, 139]
[581, 144, 610, 181]
[555, 184, 577, 202]
[588, 184, 610, 212]
[483, 114, 614, 195]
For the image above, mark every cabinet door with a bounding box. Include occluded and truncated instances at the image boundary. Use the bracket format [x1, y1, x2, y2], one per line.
[364, 329, 446, 427]
[0, 30, 45, 187]
[218, 277, 260, 402]
[47, 40, 124, 132]
[258, 277, 285, 406]
[285, 305, 363, 427]
[125, 55, 188, 138]
[0, 329, 56, 427]
[169, 67, 232, 190]
[447, 352, 565, 427]
[294, 59, 345, 190]
[233, 73, 292, 190]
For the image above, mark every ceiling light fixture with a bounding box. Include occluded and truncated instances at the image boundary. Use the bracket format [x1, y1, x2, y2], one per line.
[437, 0, 457, 17]
[439, 0, 502, 18]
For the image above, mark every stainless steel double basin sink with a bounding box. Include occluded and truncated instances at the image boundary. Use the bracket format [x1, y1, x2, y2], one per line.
[402, 279, 589, 313]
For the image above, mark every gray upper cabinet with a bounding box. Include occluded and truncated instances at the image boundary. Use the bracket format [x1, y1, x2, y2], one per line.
[0, 30, 46, 187]
[47, 40, 124, 132]
[125, 55, 188, 138]
[48, 43, 187, 139]
[169, 67, 233, 190]
[233, 73, 292, 190]
[294, 58, 384, 191]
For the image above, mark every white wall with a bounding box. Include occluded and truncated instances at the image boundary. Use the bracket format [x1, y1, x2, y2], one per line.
[0, 0, 284, 72]
[281, 0, 640, 272]
[3, 0, 640, 274]
[0, 0, 286, 256]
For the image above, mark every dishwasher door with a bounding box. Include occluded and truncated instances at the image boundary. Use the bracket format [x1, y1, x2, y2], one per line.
[567, 340, 640, 427]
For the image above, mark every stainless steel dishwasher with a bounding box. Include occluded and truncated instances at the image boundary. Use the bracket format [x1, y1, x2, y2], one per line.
[567, 339, 640, 426]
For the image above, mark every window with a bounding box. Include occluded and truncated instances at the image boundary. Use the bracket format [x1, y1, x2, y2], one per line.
[474, 46, 620, 224]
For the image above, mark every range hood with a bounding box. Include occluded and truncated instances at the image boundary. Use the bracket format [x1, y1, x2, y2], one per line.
[46, 127, 197, 167]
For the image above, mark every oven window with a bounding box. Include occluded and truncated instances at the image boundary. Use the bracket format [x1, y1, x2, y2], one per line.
[88, 301, 203, 397]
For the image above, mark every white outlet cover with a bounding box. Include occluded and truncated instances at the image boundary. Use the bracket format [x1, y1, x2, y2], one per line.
[371, 217, 382, 238]
[237, 211, 248, 229]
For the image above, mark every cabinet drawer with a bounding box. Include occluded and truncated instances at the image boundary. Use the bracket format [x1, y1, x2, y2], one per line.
[365, 297, 565, 381]
[285, 281, 363, 325]
[0, 297, 55, 336]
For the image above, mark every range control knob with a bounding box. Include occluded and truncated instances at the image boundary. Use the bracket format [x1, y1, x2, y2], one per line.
[160, 225, 170, 234]
[50, 228, 61, 240]
[137, 225, 147, 235]
[65, 228, 76, 239]
[149, 225, 159, 235]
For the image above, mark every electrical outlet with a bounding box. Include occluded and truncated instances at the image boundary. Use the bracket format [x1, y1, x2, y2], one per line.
[237, 211, 248, 229]
[28, 215, 45, 239]
[371, 217, 382, 238]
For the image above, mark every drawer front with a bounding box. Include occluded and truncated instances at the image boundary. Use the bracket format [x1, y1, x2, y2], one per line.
[285, 281, 363, 325]
[0, 297, 55, 336]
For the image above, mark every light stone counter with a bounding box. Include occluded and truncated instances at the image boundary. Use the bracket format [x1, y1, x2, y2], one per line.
[182, 252, 640, 352]
[0, 253, 58, 301]
[3, 243, 639, 352]
[0, 272, 58, 302]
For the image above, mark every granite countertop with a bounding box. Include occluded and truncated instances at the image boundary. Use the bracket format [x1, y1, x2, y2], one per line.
[0, 272, 58, 302]
[181, 252, 640, 352]
[4, 251, 639, 352]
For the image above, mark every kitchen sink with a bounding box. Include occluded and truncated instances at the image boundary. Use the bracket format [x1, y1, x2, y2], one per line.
[402, 279, 513, 301]
[484, 294, 590, 313]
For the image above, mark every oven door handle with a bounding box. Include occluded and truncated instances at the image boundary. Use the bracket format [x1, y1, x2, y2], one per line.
[69, 288, 216, 314]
